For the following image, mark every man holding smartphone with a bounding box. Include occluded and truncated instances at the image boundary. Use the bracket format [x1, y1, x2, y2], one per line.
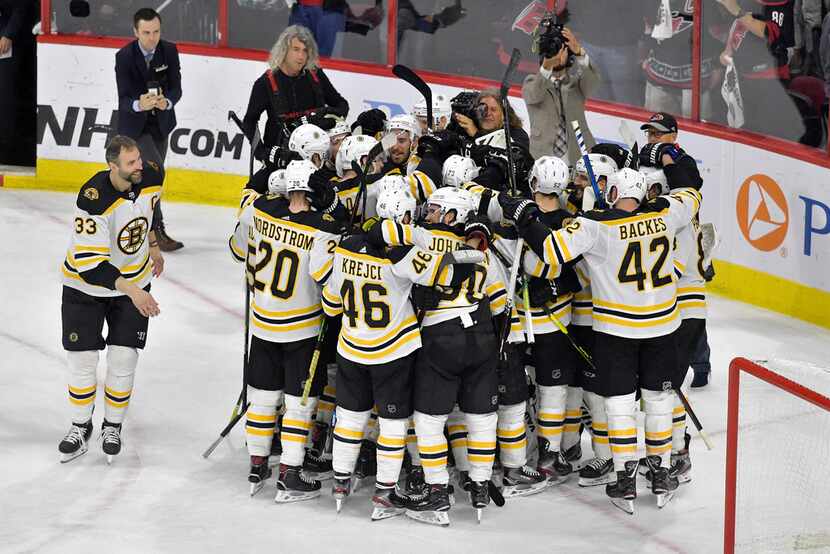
[115, 7, 184, 251]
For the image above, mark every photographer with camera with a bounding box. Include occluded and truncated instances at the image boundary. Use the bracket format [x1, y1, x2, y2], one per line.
[242, 25, 349, 167]
[448, 89, 531, 191]
[522, 17, 599, 164]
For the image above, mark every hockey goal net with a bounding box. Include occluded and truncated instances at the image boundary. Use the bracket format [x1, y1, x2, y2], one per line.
[725, 357, 830, 554]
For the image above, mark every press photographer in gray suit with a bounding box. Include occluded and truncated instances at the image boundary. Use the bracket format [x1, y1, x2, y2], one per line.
[522, 21, 600, 165]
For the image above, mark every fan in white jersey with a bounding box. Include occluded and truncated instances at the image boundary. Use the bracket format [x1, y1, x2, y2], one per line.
[500, 168, 703, 514]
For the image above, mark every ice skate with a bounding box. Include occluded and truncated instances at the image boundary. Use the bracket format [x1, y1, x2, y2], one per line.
[468, 480, 490, 523]
[404, 483, 451, 527]
[501, 465, 548, 498]
[332, 473, 352, 513]
[578, 457, 616, 487]
[101, 420, 122, 464]
[405, 464, 427, 495]
[370, 483, 407, 521]
[563, 441, 583, 468]
[670, 433, 692, 484]
[606, 460, 639, 515]
[644, 455, 678, 508]
[249, 456, 272, 497]
[352, 439, 377, 492]
[269, 425, 282, 467]
[537, 437, 572, 485]
[303, 421, 333, 480]
[59, 420, 93, 463]
[275, 464, 321, 503]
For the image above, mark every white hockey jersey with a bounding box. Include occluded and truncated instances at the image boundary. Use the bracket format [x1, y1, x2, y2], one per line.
[523, 188, 702, 339]
[247, 195, 341, 343]
[674, 217, 707, 320]
[321, 235, 460, 365]
[376, 220, 507, 326]
[62, 168, 162, 297]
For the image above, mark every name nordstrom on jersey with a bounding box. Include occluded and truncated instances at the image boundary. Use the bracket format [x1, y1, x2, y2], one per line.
[253, 216, 315, 251]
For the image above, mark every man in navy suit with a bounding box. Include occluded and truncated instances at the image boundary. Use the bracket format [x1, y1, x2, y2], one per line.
[115, 7, 183, 251]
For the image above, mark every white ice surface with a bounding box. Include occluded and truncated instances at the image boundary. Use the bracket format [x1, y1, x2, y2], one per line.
[1, 189, 829, 554]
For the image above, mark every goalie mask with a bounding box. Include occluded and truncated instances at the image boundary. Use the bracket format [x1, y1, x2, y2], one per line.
[529, 156, 570, 196]
[335, 134, 379, 178]
[442, 155, 479, 188]
[376, 187, 417, 224]
[426, 187, 476, 225]
[606, 168, 647, 206]
[288, 123, 331, 167]
[284, 160, 318, 194]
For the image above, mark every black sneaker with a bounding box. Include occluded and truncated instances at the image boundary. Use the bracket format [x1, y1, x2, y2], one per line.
[59, 420, 93, 463]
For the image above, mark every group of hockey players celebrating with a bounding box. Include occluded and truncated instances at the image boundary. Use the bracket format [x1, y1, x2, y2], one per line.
[225, 89, 711, 525]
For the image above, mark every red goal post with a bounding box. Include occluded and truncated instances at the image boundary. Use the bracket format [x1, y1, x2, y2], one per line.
[724, 357, 830, 554]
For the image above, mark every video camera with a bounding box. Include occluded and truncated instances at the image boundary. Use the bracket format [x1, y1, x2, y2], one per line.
[532, 11, 569, 60]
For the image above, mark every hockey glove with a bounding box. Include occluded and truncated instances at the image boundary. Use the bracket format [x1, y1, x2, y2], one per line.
[308, 169, 339, 214]
[416, 129, 462, 162]
[639, 142, 681, 168]
[464, 212, 493, 252]
[351, 108, 387, 138]
[308, 110, 336, 131]
[528, 277, 557, 306]
[411, 284, 442, 311]
[498, 194, 538, 229]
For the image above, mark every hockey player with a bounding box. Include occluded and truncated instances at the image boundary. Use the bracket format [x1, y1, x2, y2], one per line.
[244, 159, 343, 501]
[59, 135, 163, 464]
[442, 155, 480, 189]
[368, 187, 506, 524]
[518, 156, 585, 484]
[499, 168, 702, 514]
[381, 114, 441, 201]
[322, 187, 484, 520]
[412, 93, 452, 133]
[641, 165, 703, 486]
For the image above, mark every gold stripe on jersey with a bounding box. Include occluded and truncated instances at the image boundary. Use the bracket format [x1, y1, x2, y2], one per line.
[335, 247, 392, 265]
[251, 302, 323, 333]
[229, 236, 246, 262]
[670, 188, 702, 212]
[678, 286, 706, 310]
[237, 188, 260, 217]
[513, 295, 572, 333]
[321, 286, 343, 316]
[102, 198, 127, 216]
[597, 208, 669, 227]
[592, 294, 679, 329]
[339, 323, 420, 362]
[71, 254, 109, 268]
[311, 257, 333, 282]
[343, 315, 418, 347]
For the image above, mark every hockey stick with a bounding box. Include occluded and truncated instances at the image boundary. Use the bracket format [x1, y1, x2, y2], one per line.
[202, 401, 250, 458]
[500, 48, 522, 197]
[571, 120, 606, 209]
[349, 133, 398, 228]
[675, 387, 714, 450]
[392, 64, 433, 131]
[538, 302, 594, 370]
[301, 319, 328, 406]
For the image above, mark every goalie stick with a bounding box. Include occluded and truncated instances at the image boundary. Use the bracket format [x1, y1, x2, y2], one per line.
[392, 64, 433, 131]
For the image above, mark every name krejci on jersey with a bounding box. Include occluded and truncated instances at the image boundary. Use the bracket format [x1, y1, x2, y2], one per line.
[342, 257, 384, 281]
[618, 217, 668, 241]
[253, 215, 315, 251]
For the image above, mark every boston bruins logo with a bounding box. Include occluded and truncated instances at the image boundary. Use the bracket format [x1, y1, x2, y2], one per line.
[118, 217, 149, 254]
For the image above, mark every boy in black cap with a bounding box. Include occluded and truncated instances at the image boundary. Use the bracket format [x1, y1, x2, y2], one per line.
[638, 112, 702, 191]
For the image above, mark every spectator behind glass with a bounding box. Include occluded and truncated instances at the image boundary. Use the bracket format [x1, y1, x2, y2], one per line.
[0, 0, 38, 166]
[522, 26, 600, 165]
[643, 0, 728, 119]
[289, 0, 385, 58]
[718, 0, 805, 142]
[568, 1, 650, 106]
